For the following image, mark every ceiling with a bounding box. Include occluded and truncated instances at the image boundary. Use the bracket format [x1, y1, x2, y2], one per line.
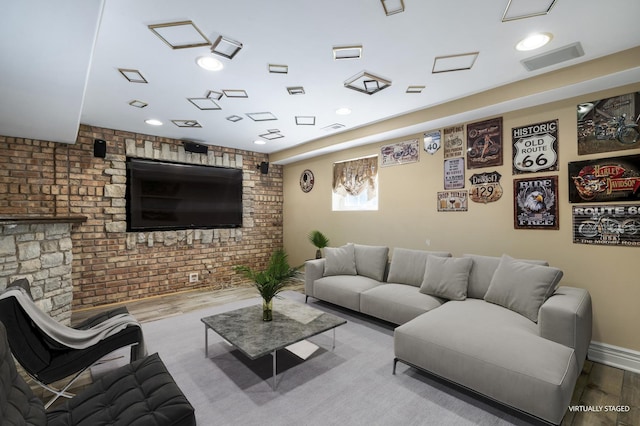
[2, 0, 640, 164]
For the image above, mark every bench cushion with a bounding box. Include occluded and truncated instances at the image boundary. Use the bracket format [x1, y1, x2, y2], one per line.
[360, 284, 443, 324]
[394, 299, 578, 424]
[47, 352, 195, 426]
[313, 275, 382, 311]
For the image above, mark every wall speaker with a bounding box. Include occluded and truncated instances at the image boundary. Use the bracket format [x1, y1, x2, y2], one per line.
[521, 42, 584, 71]
[258, 161, 269, 174]
[93, 139, 106, 158]
[183, 141, 208, 154]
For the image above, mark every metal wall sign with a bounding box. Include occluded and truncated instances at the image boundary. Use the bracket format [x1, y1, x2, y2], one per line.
[514, 175, 559, 229]
[437, 191, 468, 212]
[512, 119, 558, 174]
[568, 154, 640, 203]
[444, 158, 465, 189]
[424, 130, 441, 154]
[466, 117, 503, 169]
[443, 125, 465, 159]
[572, 205, 640, 247]
[469, 171, 503, 203]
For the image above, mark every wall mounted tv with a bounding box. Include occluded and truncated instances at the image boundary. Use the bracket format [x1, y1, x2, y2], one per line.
[126, 158, 243, 231]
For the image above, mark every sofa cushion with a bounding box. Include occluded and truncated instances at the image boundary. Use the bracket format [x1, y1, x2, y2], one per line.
[419, 256, 472, 301]
[323, 243, 356, 276]
[313, 275, 382, 311]
[394, 299, 578, 425]
[387, 248, 451, 287]
[354, 244, 389, 281]
[463, 254, 548, 299]
[360, 284, 443, 324]
[484, 255, 563, 322]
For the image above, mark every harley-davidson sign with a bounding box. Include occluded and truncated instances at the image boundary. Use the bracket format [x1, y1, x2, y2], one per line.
[469, 171, 503, 203]
[568, 155, 640, 203]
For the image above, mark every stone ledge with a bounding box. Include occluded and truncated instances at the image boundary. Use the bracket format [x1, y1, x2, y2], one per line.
[0, 215, 87, 225]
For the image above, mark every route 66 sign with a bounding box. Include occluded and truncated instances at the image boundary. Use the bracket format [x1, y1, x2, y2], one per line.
[424, 130, 441, 155]
[469, 171, 503, 203]
[512, 119, 559, 174]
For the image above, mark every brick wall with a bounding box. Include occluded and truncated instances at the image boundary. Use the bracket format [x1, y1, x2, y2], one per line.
[0, 125, 283, 309]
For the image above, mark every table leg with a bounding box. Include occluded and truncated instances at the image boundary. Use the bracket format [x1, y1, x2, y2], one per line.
[204, 324, 209, 358]
[272, 350, 277, 390]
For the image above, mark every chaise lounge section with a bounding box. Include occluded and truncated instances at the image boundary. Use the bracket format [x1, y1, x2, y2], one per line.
[305, 244, 592, 424]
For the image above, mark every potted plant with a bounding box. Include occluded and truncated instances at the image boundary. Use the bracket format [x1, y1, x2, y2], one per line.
[233, 249, 297, 321]
[308, 230, 330, 259]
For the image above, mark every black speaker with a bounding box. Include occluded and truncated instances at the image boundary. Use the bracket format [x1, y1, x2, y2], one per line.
[258, 161, 269, 174]
[183, 141, 208, 154]
[93, 139, 106, 158]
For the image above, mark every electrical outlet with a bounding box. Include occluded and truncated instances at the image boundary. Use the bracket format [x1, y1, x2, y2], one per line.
[425, 239, 431, 246]
[189, 272, 198, 283]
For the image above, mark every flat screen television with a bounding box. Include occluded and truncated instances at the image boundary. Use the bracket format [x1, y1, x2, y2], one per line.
[126, 158, 243, 231]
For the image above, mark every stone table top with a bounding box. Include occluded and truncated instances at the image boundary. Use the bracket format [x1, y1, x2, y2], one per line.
[201, 298, 346, 359]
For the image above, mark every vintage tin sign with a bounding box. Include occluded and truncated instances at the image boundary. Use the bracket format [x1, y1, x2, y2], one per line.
[443, 125, 465, 159]
[469, 171, 503, 203]
[512, 119, 558, 174]
[444, 158, 465, 189]
[466, 117, 503, 169]
[424, 130, 441, 155]
[437, 191, 468, 212]
[568, 154, 640, 203]
[513, 176, 559, 229]
[573, 204, 640, 247]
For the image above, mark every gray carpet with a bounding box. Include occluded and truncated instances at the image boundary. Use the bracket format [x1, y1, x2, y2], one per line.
[94, 291, 538, 426]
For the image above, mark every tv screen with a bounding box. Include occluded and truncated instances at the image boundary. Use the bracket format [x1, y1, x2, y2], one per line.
[126, 158, 243, 231]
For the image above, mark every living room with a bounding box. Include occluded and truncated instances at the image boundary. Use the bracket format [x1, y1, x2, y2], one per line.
[1, 1, 640, 425]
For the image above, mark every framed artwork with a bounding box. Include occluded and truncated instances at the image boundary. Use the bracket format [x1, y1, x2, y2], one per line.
[380, 139, 419, 166]
[512, 119, 558, 174]
[514, 175, 559, 230]
[443, 125, 465, 159]
[444, 158, 465, 189]
[577, 91, 640, 155]
[568, 154, 640, 203]
[573, 204, 640, 247]
[437, 191, 468, 212]
[466, 117, 503, 169]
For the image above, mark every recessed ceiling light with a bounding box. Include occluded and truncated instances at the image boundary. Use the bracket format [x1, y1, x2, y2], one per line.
[516, 33, 552, 51]
[196, 56, 224, 71]
[336, 107, 352, 115]
[254, 140, 266, 145]
[145, 119, 163, 126]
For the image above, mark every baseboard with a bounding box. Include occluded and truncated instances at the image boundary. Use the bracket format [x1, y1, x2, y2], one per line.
[588, 341, 640, 374]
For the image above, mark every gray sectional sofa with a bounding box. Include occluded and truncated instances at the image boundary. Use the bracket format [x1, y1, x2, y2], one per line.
[304, 243, 592, 425]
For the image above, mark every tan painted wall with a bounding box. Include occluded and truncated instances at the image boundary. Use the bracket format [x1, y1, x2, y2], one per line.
[283, 82, 640, 352]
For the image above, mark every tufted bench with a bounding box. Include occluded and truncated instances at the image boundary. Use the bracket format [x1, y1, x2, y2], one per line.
[0, 322, 196, 426]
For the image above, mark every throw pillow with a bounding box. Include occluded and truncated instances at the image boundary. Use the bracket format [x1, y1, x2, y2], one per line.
[484, 255, 563, 322]
[387, 248, 451, 287]
[323, 243, 357, 276]
[354, 244, 389, 281]
[463, 254, 549, 299]
[419, 256, 473, 301]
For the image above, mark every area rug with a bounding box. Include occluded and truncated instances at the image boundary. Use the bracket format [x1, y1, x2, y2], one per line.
[93, 291, 535, 425]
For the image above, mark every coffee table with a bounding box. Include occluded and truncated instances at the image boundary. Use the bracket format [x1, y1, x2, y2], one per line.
[201, 298, 346, 390]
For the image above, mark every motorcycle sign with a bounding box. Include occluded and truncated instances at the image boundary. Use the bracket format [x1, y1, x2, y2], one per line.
[572, 205, 640, 247]
[512, 120, 558, 174]
[568, 155, 640, 203]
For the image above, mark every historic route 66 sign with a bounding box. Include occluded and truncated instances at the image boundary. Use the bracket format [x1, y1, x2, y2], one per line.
[512, 120, 558, 174]
[469, 171, 503, 203]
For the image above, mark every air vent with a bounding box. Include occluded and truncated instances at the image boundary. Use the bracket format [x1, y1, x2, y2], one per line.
[521, 42, 584, 71]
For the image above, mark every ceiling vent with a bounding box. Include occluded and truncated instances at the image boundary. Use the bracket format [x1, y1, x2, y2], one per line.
[521, 42, 584, 71]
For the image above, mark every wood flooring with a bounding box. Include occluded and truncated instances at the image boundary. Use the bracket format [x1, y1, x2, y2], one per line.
[40, 283, 640, 425]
